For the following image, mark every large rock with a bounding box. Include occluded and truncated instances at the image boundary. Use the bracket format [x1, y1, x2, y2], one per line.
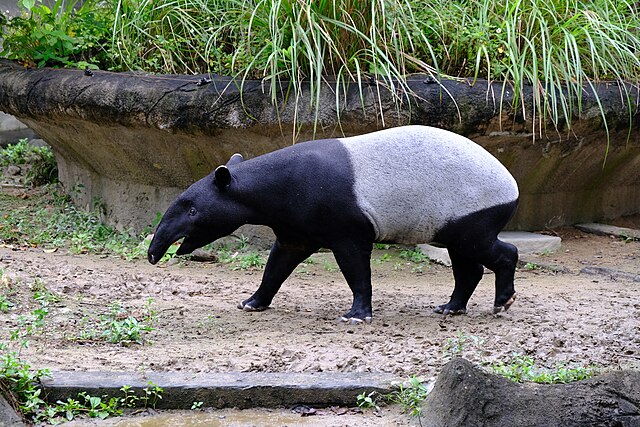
[0, 59, 638, 233]
[421, 358, 640, 427]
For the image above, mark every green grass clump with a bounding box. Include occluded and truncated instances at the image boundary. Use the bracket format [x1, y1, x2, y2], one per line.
[492, 353, 597, 384]
[388, 376, 430, 417]
[77, 300, 157, 346]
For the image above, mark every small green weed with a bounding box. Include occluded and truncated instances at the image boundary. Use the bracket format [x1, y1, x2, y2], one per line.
[322, 261, 338, 272]
[372, 253, 392, 265]
[191, 401, 204, 410]
[31, 278, 60, 304]
[0, 295, 13, 313]
[356, 391, 381, 411]
[524, 262, 540, 270]
[388, 376, 430, 417]
[77, 301, 156, 346]
[443, 330, 483, 358]
[491, 353, 597, 384]
[115, 383, 165, 411]
[231, 251, 266, 271]
[400, 248, 430, 264]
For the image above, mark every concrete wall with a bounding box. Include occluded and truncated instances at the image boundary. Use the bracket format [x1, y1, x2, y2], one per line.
[0, 59, 638, 234]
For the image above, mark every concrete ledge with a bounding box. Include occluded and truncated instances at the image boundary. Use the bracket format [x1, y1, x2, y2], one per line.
[580, 266, 640, 282]
[42, 371, 400, 410]
[417, 231, 562, 266]
[575, 223, 640, 240]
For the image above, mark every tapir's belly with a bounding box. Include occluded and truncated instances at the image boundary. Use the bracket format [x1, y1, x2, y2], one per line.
[339, 126, 519, 244]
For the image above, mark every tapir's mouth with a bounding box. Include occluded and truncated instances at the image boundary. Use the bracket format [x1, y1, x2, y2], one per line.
[148, 234, 186, 265]
[176, 236, 196, 256]
[148, 234, 208, 265]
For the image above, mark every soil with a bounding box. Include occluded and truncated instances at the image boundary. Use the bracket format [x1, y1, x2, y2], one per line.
[1, 190, 640, 425]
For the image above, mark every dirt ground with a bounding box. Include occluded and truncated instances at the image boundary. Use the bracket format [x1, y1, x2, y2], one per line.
[1, 219, 640, 425]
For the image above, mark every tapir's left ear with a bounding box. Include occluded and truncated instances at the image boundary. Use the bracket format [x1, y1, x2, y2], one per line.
[214, 165, 232, 191]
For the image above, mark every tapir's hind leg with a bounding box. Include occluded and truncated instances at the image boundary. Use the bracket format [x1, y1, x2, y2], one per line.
[332, 240, 374, 324]
[478, 239, 518, 313]
[238, 238, 318, 312]
[434, 251, 484, 315]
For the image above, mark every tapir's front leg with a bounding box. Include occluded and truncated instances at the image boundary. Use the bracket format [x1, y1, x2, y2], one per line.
[238, 238, 319, 312]
[332, 241, 373, 324]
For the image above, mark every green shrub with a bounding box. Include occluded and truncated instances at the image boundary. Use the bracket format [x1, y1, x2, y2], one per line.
[1, 0, 113, 68]
[0, 139, 58, 186]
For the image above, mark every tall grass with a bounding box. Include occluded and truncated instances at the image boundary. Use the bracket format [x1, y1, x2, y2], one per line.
[110, 0, 438, 131]
[412, 0, 640, 140]
[4, 0, 639, 139]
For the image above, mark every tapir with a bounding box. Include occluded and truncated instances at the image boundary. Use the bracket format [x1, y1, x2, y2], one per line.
[148, 125, 519, 323]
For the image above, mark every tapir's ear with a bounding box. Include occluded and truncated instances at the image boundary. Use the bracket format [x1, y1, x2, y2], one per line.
[214, 165, 232, 191]
[226, 153, 244, 166]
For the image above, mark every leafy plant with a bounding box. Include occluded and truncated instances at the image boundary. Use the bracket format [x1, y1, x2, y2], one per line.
[1, 0, 113, 68]
[356, 391, 381, 411]
[77, 301, 156, 346]
[524, 262, 540, 270]
[442, 330, 484, 358]
[400, 248, 430, 264]
[231, 251, 266, 271]
[0, 295, 13, 313]
[492, 353, 597, 384]
[388, 376, 430, 417]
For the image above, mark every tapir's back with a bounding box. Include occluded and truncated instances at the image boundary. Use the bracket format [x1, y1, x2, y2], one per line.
[339, 125, 519, 244]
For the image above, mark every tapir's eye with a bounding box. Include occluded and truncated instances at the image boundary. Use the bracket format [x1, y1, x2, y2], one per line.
[188, 207, 197, 216]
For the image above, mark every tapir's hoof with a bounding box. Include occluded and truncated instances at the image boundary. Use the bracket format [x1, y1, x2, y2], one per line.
[433, 305, 467, 316]
[493, 293, 517, 314]
[237, 301, 268, 312]
[340, 316, 373, 325]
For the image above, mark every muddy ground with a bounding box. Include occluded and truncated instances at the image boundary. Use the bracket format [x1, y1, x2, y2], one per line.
[1, 214, 640, 425]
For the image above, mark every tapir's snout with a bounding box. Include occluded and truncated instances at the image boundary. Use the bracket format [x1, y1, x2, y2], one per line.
[147, 236, 166, 265]
[147, 225, 179, 265]
[148, 252, 158, 265]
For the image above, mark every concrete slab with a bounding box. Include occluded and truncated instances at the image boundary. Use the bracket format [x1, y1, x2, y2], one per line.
[0, 113, 37, 147]
[575, 223, 640, 240]
[417, 231, 562, 266]
[42, 371, 400, 410]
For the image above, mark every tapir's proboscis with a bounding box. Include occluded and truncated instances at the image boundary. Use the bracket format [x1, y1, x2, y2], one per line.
[148, 126, 519, 324]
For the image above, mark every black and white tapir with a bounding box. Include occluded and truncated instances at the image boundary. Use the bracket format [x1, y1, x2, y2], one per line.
[148, 125, 519, 323]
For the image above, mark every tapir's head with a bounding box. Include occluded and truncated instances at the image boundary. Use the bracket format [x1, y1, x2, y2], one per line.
[147, 154, 245, 265]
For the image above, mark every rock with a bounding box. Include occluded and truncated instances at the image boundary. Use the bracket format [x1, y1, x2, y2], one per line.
[190, 249, 218, 263]
[0, 390, 25, 427]
[6, 165, 20, 176]
[420, 358, 640, 427]
[576, 223, 640, 240]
